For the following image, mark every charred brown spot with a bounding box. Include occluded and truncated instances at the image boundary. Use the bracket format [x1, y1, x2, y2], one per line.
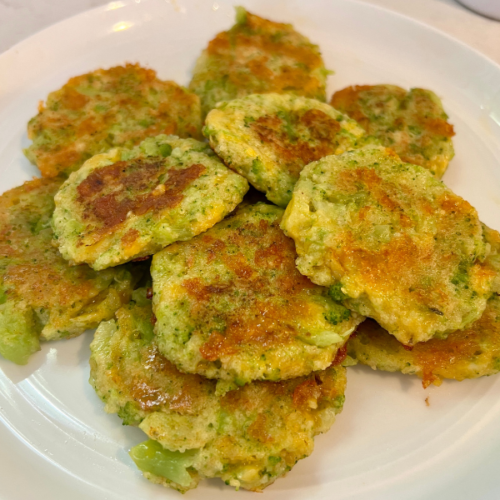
[251, 109, 341, 178]
[337, 168, 400, 214]
[76, 158, 205, 238]
[60, 87, 89, 110]
[420, 117, 455, 138]
[292, 378, 321, 409]
[199, 332, 231, 361]
[331, 344, 348, 365]
[122, 228, 140, 248]
[301, 109, 341, 141]
[223, 252, 255, 279]
[330, 85, 374, 130]
[132, 255, 150, 262]
[111, 341, 208, 414]
[206, 239, 226, 263]
[247, 413, 273, 443]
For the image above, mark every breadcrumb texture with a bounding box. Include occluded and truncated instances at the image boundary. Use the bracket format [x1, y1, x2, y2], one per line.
[189, 8, 329, 117]
[25, 63, 202, 177]
[205, 93, 365, 207]
[282, 146, 495, 345]
[90, 289, 347, 492]
[331, 85, 455, 178]
[0, 178, 135, 364]
[52, 135, 248, 270]
[152, 202, 361, 384]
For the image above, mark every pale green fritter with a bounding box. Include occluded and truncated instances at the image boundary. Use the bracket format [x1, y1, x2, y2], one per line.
[348, 294, 500, 388]
[52, 135, 248, 271]
[25, 63, 202, 178]
[0, 178, 136, 365]
[205, 93, 366, 207]
[331, 85, 455, 178]
[282, 146, 496, 345]
[89, 288, 347, 492]
[151, 203, 362, 385]
[189, 8, 329, 117]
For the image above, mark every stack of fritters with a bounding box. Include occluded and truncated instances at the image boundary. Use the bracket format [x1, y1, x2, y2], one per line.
[3, 4, 499, 495]
[204, 93, 366, 207]
[88, 198, 356, 491]
[0, 177, 137, 364]
[90, 287, 347, 492]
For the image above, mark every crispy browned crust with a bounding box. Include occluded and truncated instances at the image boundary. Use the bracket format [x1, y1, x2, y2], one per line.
[190, 9, 327, 116]
[349, 294, 500, 388]
[26, 64, 202, 177]
[331, 85, 454, 177]
[76, 158, 205, 241]
[0, 177, 134, 344]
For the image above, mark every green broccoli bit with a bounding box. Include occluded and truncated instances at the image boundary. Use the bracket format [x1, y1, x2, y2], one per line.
[129, 440, 197, 488]
[328, 283, 348, 302]
[159, 143, 172, 157]
[0, 302, 40, 365]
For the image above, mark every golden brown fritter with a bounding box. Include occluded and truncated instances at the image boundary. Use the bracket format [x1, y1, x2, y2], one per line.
[90, 288, 347, 492]
[330, 85, 455, 178]
[0, 177, 135, 364]
[204, 93, 365, 207]
[189, 8, 329, 117]
[152, 203, 362, 384]
[348, 294, 500, 388]
[52, 135, 248, 270]
[282, 146, 495, 345]
[25, 64, 202, 177]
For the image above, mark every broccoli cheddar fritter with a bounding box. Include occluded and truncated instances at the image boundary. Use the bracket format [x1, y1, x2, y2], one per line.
[189, 8, 329, 117]
[330, 85, 455, 178]
[281, 146, 495, 345]
[52, 135, 248, 270]
[0, 177, 135, 365]
[348, 294, 500, 388]
[205, 93, 365, 207]
[152, 203, 362, 385]
[25, 63, 202, 178]
[90, 288, 347, 492]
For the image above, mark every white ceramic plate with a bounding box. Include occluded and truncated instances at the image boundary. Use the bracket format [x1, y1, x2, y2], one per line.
[1, 0, 500, 498]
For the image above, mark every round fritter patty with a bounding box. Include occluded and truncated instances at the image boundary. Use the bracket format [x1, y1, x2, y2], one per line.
[25, 63, 202, 178]
[52, 135, 248, 271]
[281, 146, 495, 345]
[151, 202, 362, 384]
[204, 93, 366, 207]
[330, 85, 455, 178]
[90, 288, 347, 493]
[189, 7, 329, 117]
[348, 293, 500, 388]
[0, 177, 136, 365]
